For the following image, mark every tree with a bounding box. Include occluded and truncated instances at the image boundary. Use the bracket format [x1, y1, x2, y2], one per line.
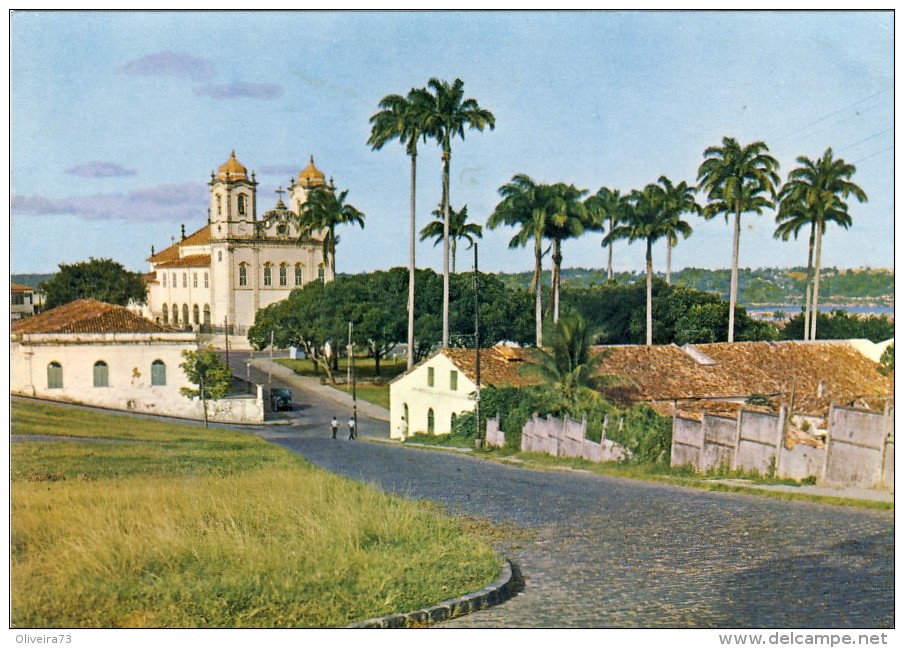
[697, 136, 780, 342]
[368, 88, 433, 370]
[179, 346, 233, 427]
[543, 183, 589, 323]
[655, 176, 700, 285]
[40, 257, 147, 310]
[297, 185, 365, 277]
[584, 187, 628, 282]
[420, 77, 495, 347]
[879, 344, 894, 376]
[604, 183, 679, 346]
[775, 148, 867, 339]
[488, 174, 553, 347]
[419, 203, 482, 273]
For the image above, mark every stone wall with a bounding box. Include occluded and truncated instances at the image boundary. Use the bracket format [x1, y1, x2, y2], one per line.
[518, 414, 627, 463]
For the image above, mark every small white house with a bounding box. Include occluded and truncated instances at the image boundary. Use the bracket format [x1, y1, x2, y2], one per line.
[389, 346, 536, 439]
[10, 298, 265, 422]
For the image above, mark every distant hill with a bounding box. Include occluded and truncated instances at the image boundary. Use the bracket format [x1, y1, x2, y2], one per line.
[496, 267, 894, 307]
[11, 274, 54, 290]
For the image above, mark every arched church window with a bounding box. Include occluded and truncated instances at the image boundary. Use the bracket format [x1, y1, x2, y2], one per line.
[203, 304, 211, 326]
[162, 304, 169, 324]
[279, 263, 287, 286]
[238, 263, 248, 287]
[238, 194, 246, 216]
[263, 264, 272, 287]
[295, 263, 303, 286]
[193, 304, 200, 325]
[182, 304, 189, 327]
[172, 304, 179, 325]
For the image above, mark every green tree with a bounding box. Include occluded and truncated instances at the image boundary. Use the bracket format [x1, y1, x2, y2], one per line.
[40, 257, 147, 310]
[420, 77, 495, 347]
[368, 88, 433, 370]
[543, 183, 589, 323]
[297, 185, 365, 277]
[419, 203, 483, 273]
[488, 174, 555, 347]
[179, 346, 233, 427]
[775, 148, 867, 340]
[780, 309, 892, 343]
[655, 176, 700, 284]
[584, 187, 629, 282]
[697, 136, 781, 342]
[879, 344, 894, 376]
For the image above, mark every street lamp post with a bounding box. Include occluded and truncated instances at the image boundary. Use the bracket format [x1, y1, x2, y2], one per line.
[474, 243, 482, 447]
[349, 321, 358, 438]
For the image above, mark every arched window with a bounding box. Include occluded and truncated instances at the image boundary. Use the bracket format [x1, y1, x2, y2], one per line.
[238, 194, 246, 216]
[182, 304, 189, 327]
[151, 360, 166, 386]
[47, 362, 63, 389]
[279, 263, 287, 286]
[294, 263, 303, 286]
[427, 408, 435, 435]
[193, 304, 200, 324]
[403, 403, 409, 435]
[162, 303, 169, 324]
[203, 304, 211, 327]
[263, 263, 272, 287]
[172, 303, 179, 325]
[93, 361, 109, 388]
[238, 263, 248, 287]
[451, 412, 458, 432]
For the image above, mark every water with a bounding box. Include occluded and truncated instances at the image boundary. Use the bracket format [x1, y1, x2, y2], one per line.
[747, 305, 894, 318]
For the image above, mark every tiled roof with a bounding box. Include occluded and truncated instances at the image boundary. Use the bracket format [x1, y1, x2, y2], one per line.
[155, 254, 211, 269]
[148, 225, 210, 262]
[11, 299, 174, 335]
[10, 282, 34, 292]
[438, 346, 540, 388]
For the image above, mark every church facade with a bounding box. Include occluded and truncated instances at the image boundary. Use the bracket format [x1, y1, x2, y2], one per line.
[144, 152, 332, 332]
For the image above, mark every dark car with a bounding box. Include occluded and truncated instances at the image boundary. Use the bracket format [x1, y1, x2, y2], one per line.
[270, 388, 293, 411]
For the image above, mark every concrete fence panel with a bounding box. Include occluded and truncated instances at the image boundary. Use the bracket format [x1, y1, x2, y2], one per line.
[823, 405, 887, 488]
[671, 416, 703, 470]
[701, 414, 738, 471]
[777, 444, 825, 482]
[734, 409, 782, 474]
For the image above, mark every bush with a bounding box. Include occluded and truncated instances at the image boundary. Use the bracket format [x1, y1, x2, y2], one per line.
[604, 404, 673, 464]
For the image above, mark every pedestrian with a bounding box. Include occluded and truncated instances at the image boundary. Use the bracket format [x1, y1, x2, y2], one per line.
[348, 415, 356, 440]
[330, 416, 338, 439]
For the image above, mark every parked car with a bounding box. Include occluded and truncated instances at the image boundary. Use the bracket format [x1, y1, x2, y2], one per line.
[270, 388, 293, 411]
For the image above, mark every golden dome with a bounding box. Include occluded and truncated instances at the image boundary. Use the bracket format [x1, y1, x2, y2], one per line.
[217, 150, 248, 181]
[298, 155, 325, 187]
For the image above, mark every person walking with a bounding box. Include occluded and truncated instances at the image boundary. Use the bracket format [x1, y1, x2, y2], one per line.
[348, 415, 357, 440]
[330, 416, 339, 439]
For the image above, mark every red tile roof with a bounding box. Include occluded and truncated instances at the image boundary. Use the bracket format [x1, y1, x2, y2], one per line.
[155, 254, 211, 269]
[10, 282, 34, 292]
[11, 299, 174, 335]
[148, 225, 210, 263]
[425, 346, 541, 388]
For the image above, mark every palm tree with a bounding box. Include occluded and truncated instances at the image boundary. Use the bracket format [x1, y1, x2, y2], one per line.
[603, 183, 677, 346]
[697, 136, 780, 342]
[297, 185, 365, 277]
[420, 77, 495, 347]
[487, 174, 552, 347]
[656, 176, 701, 284]
[368, 88, 432, 369]
[543, 183, 589, 323]
[774, 209, 817, 340]
[419, 203, 483, 273]
[776, 148, 867, 339]
[584, 187, 628, 282]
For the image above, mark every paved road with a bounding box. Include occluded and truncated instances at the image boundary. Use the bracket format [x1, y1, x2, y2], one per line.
[230, 355, 894, 629]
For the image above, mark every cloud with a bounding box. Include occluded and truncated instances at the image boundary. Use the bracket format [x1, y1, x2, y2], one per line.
[193, 82, 284, 100]
[12, 182, 208, 223]
[117, 51, 216, 82]
[65, 161, 137, 178]
[257, 164, 299, 176]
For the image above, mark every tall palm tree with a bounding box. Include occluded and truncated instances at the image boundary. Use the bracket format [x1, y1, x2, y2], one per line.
[297, 185, 365, 277]
[368, 88, 432, 369]
[774, 210, 817, 340]
[697, 136, 780, 342]
[603, 183, 678, 346]
[584, 187, 627, 281]
[488, 174, 551, 347]
[656, 176, 701, 284]
[543, 183, 589, 323]
[419, 203, 482, 273]
[420, 77, 495, 347]
[776, 148, 867, 339]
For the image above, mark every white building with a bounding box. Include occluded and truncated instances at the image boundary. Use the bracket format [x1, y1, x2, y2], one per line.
[10, 298, 264, 422]
[144, 152, 333, 333]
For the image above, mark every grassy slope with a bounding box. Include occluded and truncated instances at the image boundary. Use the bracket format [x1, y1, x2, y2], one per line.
[10, 400, 498, 628]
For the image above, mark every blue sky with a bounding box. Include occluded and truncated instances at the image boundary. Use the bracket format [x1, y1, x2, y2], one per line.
[10, 10, 895, 276]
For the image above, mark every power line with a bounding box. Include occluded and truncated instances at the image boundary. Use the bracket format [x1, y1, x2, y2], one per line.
[837, 127, 894, 153]
[774, 88, 892, 143]
[852, 145, 893, 165]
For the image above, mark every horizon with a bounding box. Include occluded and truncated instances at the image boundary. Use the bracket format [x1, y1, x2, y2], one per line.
[10, 11, 894, 277]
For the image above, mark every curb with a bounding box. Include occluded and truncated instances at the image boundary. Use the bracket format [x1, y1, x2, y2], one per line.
[346, 559, 523, 628]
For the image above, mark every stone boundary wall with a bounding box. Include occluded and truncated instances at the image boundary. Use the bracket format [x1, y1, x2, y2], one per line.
[514, 414, 627, 463]
[670, 404, 893, 490]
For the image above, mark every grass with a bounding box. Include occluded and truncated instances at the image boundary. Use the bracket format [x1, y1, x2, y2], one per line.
[10, 399, 499, 628]
[275, 356, 407, 381]
[336, 383, 390, 410]
[401, 436, 894, 511]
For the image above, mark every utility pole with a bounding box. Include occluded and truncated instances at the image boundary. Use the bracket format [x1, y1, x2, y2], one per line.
[224, 316, 230, 368]
[349, 321, 358, 438]
[474, 243, 482, 447]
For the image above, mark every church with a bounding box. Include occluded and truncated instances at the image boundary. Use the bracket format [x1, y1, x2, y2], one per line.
[144, 151, 332, 333]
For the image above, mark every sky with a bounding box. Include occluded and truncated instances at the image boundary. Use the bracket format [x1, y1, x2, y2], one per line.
[9, 10, 896, 277]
